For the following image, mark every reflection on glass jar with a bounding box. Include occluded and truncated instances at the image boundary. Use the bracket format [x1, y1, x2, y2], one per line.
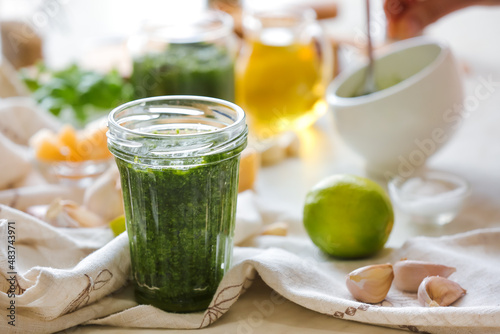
[129, 10, 237, 102]
[236, 7, 333, 141]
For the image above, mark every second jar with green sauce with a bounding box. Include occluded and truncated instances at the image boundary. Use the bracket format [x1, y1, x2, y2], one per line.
[129, 10, 236, 102]
[107, 96, 247, 312]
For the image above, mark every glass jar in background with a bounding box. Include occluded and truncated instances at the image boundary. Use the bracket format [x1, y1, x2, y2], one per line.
[236, 7, 333, 142]
[128, 10, 237, 102]
[107, 96, 247, 313]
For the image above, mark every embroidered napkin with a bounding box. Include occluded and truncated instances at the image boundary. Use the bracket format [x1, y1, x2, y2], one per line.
[1, 202, 500, 334]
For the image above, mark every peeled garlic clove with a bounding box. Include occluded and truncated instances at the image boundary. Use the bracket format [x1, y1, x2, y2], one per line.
[261, 222, 288, 236]
[45, 198, 78, 228]
[261, 142, 287, 166]
[393, 260, 456, 292]
[45, 199, 105, 228]
[64, 201, 105, 228]
[418, 276, 466, 307]
[346, 264, 394, 304]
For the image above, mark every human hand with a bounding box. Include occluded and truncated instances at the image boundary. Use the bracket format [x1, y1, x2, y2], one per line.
[384, 0, 500, 39]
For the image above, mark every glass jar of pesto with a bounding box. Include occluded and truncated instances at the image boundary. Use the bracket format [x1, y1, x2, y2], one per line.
[129, 10, 236, 102]
[107, 96, 247, 313]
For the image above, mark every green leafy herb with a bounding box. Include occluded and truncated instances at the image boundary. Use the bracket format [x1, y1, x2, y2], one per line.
[20, 63, 133, 126]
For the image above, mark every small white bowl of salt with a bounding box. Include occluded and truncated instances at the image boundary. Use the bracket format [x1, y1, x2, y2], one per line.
[388, 170, 470, 226]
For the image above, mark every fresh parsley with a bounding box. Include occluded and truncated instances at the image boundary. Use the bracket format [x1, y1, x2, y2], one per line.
[20, 63, 133, 126]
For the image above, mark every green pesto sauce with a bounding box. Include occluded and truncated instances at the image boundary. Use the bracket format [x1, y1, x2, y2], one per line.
[116, 155, 240, 313]
[131, 43, 235, 102]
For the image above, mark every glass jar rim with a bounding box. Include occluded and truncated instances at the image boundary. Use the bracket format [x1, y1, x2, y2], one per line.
[108, 95, 245, 137]
[139, 9, 234, 44]
[107, 95, 247, 163]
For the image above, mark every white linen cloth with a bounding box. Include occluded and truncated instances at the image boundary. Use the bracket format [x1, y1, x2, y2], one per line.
[0, 97, 60, 191]
[0, 60, 29, 99]
[1, 198, 499, 334]
[0, 97, 59, 146]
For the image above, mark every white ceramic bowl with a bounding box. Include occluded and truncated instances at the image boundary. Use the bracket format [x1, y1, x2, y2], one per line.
[327, 37, 464, 179]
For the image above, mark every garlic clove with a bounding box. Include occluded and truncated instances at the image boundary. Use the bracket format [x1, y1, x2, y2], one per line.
[346, 264, 394, 304]
[418, 276, 466, 307]
[45, 199, 105, 228]
[45, 198, 79, 228]
[64, 201, 105, 228]
[261, 222, 288, 236]
[260, 142, 287, 166]
[393, 259, 456, 292]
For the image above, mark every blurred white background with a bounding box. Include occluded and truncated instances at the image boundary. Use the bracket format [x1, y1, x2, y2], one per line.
[2, 0, 500, 71]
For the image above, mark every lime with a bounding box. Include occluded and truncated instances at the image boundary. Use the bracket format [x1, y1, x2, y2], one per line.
[303, 174, 394, 258]
[109, 215, 126, 236]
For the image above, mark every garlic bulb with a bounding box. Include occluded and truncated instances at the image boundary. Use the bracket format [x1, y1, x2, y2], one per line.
[393, 259, 456, 292]
[346, 264, 394, 304]
[417, 276, 466, 307]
